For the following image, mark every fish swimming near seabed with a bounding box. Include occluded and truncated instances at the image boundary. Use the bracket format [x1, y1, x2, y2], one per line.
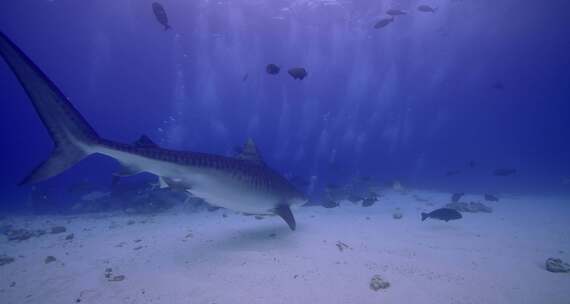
[288, 67, 307, 80]
[152, 2, 171, 30]
[266, 64, 280, 75]
[417, 5, 437, 13]
[421, 208, 462, 222]
[374, 17, 394, 29]
[0, 32, 306, 230]
[386, 9, 407, 16]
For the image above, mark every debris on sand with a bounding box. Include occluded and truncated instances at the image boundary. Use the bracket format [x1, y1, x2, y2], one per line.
[445, 202, 493, 213]
[451, 193, 464, 203]
[336, 241, 351, 252]
[322, 200, 339, 208]
[362, 193, 379, 207]
[370, 274, 390, 291]
[65, 233, 75, 240]
[545, 258, 570, 273]
[50, 226, 67, 234]
[105, 268, 126, 281]
[109, 275, 126, 282]
[392, 212, 403, 219]
[44, 256, 57, 264]
[5, 228, 46, 241]
[484, 194, 499, 202]
[413, 195, 429, 202]
[0, 254, 15, 266]
[104, 268, 113, 279]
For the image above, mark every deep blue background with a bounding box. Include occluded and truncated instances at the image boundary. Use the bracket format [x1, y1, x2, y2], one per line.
[1, 0, 569, 210]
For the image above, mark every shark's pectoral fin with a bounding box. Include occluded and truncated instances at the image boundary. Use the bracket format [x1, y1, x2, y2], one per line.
[275, 204, 296, 231]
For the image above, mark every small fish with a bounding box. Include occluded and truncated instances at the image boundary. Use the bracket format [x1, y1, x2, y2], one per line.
[266, 64, 280, 75]
[468, 160, 477, 168]
[152, 2, 171, 31]
[492, 82, 505, 90]
[446, 170, 461, 176]
[421, 208, 462, 222]
[493, 168, 517, 176]
[451, 193, 464, 203]
[242, 73, 248, 82]
[417, 5, 437, 13]
[386, 9, 407, 16]
[484, 194, 499, 202]
[288, 67, 307, 80]
[374, 17, 394, 29]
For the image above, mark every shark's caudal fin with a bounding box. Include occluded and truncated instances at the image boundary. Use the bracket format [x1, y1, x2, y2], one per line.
[0, 32, 101, 184]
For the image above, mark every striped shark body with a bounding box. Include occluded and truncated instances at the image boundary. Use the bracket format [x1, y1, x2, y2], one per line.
[0, 32, 306, 230]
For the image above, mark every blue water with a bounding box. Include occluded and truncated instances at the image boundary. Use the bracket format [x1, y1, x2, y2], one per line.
[0, 0, 569, 212]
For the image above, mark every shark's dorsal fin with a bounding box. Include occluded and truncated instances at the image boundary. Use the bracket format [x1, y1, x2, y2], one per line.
[133, 135, 159, 148]
[235, 138, 265, 165]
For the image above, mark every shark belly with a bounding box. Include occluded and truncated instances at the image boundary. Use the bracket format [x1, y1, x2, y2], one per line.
[189, 175, 280, 214]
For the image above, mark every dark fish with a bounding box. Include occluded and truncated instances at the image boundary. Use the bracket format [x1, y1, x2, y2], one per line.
[374, 17, 394, 29]
[152, 2, 171, 31]
[266, 64, 280, 75]
[386, 9, 407, 16]
[421, 208, 462, 222]
[446, 170, 461, 176]
[493, 168, 517, 176]
[468, 161, 477, 168]
[242, 73, 248, 82]
[288, 67, 307, 80]
[451, 193, 464, 203]
[492, 82, 505, 90]
[417, 5, 437, 12]
[484, 194, 499, 202]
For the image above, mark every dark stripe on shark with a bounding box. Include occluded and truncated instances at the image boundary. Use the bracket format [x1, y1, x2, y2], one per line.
[99, 139, 299, 194]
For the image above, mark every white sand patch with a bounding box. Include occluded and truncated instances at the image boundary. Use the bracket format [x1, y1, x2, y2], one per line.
[0, 192, 569, 304]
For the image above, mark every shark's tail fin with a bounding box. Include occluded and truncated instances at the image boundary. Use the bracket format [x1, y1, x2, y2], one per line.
[0, 32, 101, 184]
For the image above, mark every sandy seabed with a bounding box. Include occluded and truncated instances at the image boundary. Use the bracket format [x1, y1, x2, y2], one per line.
[1, 190, 569, 304]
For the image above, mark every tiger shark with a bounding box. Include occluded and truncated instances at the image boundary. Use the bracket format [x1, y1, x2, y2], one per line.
[0, 31, 306, 230]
